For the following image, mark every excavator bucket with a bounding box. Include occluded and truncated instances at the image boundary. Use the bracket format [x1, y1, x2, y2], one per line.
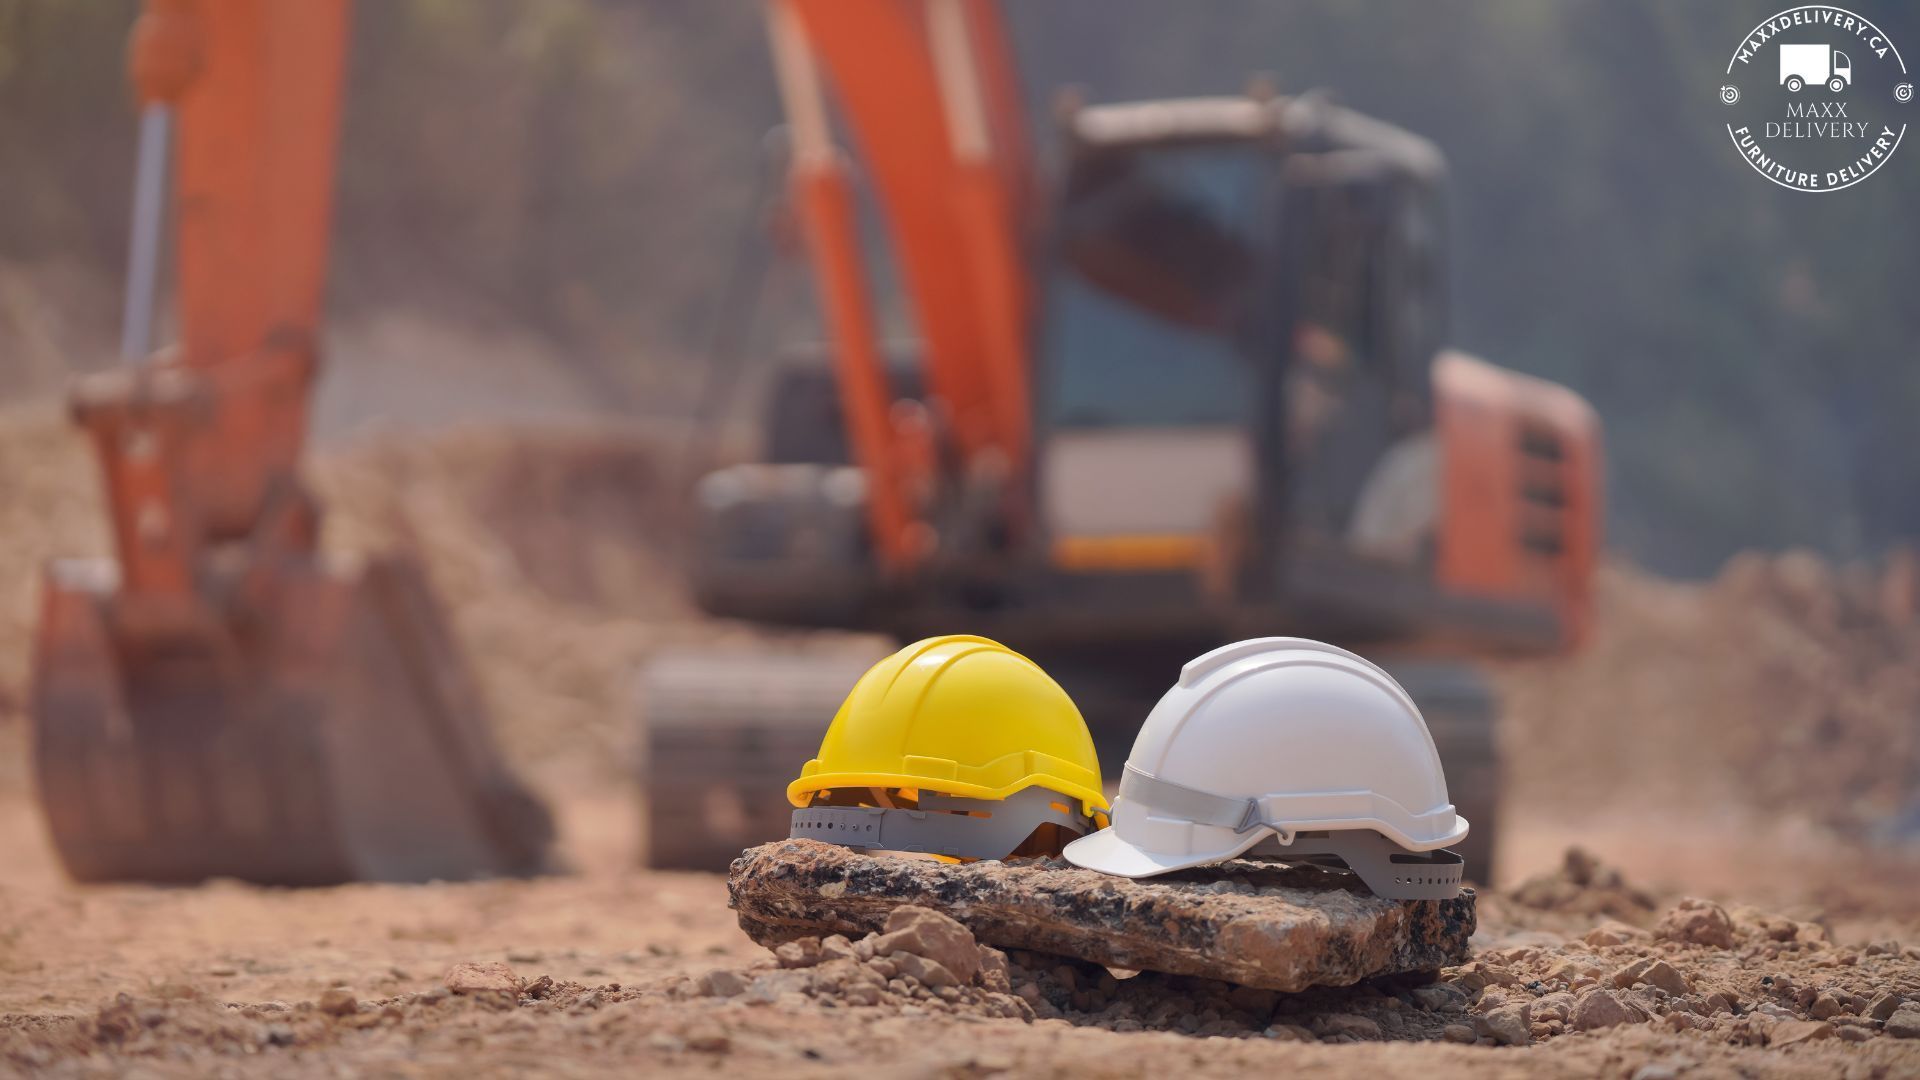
[31, 553, 553, 886]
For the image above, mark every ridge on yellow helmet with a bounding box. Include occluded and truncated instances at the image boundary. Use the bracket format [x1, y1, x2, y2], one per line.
[787, 635, 1107, 861]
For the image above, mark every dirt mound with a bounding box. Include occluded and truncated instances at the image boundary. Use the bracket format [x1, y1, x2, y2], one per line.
[1495, 555, 1920, 838]
[1507, 848, 1659, 925]
[311, 424, 883, 781]
[312, 424, 693, 780]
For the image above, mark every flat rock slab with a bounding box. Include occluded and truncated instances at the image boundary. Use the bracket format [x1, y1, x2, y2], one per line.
[729, 839, 1474, 993]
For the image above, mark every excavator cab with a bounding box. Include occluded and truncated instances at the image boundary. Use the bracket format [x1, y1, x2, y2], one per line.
[1034, 97, 1436, 576]
[1033, 92, 1596, 652]
[692, 85, 1596, 655]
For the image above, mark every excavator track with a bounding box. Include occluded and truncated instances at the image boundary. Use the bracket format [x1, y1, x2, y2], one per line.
[638, 648, 880, 870]
[1377, 659, 1502, 886]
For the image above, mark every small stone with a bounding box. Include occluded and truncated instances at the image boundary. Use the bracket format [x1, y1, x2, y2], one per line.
[1656, 898, 1735, 949]
[1315, 1013, 1380, 1040]
[820, 935, 858, 962]
[1885, 1003, 1920, 1039]
[1571, 989, 1643, 1031]
[1543, 956, 1605, 985]
[686, 1029, 731, 1053]
[261, 1023, 296, 1047]
[975, 947, 1011, 993]
[317, 988, 359, 1017]
[1441, 1023, 1477, 1044]
[890, 952, 959, 989]
[1612, 957, 1690, 996]
[1810, 992, 1848, 1019]
[1837, 1025, 1874, 1043]
[1412, 984, 1468, 1012]
[1864, 940, 1899, 956]
[1769, 1019, 1834, 1046]
[1867, 993, 1903, 1022]
[853, 935, 877, 962]
[697, 969, 750, 998]
[745, 970, 811, 1004]
[1264, 1024, 1315, 1042]
[871, 907, 981, 984]
[1531, 993, 1575, 1023]
[774, 939, 822, 969]
[1228, 985, 1278, 1017]
[443, 961, 520, 995]
[1446, 961, 1518, 994]
[1474, 1003, 1531, 1046]
[1583, 921, 1649, 948]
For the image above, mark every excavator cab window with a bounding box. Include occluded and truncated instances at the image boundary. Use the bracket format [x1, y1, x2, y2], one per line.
[1039, 142, 1269, 429]
[1276, 166, 1389, 538]
[1269, 152, 1448, 565]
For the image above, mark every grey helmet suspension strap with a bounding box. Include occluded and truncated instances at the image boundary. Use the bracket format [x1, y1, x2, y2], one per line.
[1246, 830, 1464, 901]
[1118, 764, 1293, 838]
[790, 785, 1094, 861]
[1119, 764, 1463, 901]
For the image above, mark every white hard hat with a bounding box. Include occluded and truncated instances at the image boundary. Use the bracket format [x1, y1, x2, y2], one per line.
[1063, 637, 1470, 900]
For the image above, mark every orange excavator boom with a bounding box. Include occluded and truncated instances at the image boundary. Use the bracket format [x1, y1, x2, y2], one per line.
[767, 0, 1034, 566]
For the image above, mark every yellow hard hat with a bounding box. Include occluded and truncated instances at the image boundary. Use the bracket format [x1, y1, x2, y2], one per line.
[787, 635, 1108, 860]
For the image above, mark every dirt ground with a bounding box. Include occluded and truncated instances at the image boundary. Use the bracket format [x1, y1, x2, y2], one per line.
[2, 779, 1919, 1078]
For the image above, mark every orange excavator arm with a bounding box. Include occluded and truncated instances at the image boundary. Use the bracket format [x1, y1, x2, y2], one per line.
[83, 0, 346, 612]
[766, 0, 1033, 569]
[31, 0, 552, 886]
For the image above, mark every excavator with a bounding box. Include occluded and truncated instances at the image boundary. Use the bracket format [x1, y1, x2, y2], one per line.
[29, 0, 1596, 887]
[644, 0, 1602, 878]
[29, 0, 552, 884]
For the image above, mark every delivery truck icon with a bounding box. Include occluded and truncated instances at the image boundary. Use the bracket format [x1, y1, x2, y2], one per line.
[1779, 43, 1852, 93]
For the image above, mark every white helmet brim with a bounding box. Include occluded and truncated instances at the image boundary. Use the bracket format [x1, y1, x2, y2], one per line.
[1061, 825, 1260, 879]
